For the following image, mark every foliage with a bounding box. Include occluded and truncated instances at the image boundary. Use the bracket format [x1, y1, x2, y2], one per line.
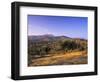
[28, 36, 87, 58]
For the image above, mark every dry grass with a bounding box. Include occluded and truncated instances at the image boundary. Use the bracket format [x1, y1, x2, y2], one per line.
[29, 50, 87, 66]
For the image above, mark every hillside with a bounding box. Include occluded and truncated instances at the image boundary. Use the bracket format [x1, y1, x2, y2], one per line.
[28, 34, 71, 42]
[28, 34, 87, 66]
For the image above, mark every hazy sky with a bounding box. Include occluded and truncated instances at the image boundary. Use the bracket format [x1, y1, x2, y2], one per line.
[28, 15, 88, 39]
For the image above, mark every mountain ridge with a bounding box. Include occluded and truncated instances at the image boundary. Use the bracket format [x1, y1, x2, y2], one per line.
[28, 34, 71, 42]
[28, 34, 87, 42]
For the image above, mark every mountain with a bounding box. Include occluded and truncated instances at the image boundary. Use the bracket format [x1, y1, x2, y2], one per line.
[28, 34, 71, 42]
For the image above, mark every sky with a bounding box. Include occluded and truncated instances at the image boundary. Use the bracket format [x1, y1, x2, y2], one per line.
[28, 15, 88, 39]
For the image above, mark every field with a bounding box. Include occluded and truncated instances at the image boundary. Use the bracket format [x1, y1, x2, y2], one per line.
[29, 50, 87, 66]
[28, 34, 88, 66]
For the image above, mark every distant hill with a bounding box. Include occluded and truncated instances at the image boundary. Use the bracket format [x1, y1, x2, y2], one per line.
[28, 34, 72, 42]
[28, 34, 87, 42]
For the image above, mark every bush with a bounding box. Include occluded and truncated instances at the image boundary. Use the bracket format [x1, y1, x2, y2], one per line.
[61, 40, 86, 52]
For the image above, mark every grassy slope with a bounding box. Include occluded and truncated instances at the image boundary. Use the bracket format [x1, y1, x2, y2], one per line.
[29, 50, 87, 66]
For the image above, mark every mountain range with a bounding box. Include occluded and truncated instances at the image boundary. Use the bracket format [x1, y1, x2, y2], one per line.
[28, 34, 86, 42]
[28, 34, 72, 42]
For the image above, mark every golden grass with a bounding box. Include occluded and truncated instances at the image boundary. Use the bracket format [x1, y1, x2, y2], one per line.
[29, 50, 87, 66]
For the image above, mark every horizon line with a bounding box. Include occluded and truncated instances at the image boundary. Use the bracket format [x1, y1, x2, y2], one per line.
[28, 34, 87, 40]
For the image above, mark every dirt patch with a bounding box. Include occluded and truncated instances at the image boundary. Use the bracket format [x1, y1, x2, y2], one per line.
[29, 50, 87, 66]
